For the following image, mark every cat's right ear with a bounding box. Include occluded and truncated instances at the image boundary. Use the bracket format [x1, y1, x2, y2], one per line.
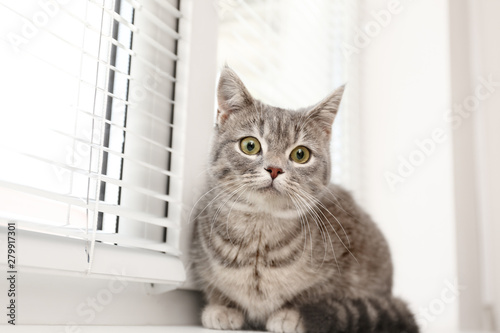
[216, 66, 253, 125]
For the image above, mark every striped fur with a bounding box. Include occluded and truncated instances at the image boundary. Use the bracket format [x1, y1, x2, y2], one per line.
[301, 297, 419, 333]
[191, 67, 418, 332]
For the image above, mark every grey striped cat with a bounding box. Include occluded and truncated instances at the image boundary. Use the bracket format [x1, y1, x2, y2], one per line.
[191, 66, 419, 333]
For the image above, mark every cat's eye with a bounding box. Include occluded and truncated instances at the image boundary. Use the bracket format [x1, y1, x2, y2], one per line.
[290, 146, 310, 164]
[240, 137, 261, 155]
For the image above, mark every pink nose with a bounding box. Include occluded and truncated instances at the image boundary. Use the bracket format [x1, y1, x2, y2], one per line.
[265, 167, 284, 179]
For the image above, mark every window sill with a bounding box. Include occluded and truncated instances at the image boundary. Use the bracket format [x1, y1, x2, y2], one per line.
[0, 326, 494, 333]
[0, 326, 263, 333]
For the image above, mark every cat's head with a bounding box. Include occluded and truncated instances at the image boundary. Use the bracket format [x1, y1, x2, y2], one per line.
[209, 66, 344, 208]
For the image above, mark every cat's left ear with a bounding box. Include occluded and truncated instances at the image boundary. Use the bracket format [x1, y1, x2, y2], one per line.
[305, 84, 345, 136]
[216, 66, 254, 125]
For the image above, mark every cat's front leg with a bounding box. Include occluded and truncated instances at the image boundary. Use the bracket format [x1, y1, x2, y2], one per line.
[201, 304, 245, 330]
[266, 308, 305, 333]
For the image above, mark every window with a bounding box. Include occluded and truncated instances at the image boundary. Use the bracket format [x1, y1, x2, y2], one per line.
[0, 0, 186, 286]
[216, 0, 361, 196]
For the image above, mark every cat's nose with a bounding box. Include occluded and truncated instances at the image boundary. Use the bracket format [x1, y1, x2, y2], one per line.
[265, 167, 284, 179]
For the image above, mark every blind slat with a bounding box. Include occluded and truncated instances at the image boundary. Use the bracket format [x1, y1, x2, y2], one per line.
[5, 144, 178, 186]
[0, 180, 180, 229]
[0, 217, 181, 256]
[1, 2, 180, 70]
[65, 0, 181, 59]
[53, 123, 179, 155]
[136, 5, 181, 39]
[51, 132, 178, 177]
[126, 0, 182, 18]
[0, 147, 179, 202]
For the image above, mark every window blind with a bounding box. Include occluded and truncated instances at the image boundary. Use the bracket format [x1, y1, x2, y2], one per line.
[0, 0, 186, 285]
[216, 0, 361, 196]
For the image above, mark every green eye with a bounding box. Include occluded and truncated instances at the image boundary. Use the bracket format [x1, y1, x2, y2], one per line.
[290, 146, 310, 164]
[240, 137, 261, 155]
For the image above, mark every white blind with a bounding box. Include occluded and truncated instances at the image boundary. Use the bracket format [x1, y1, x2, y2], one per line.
[216, 0, 361, 195]
[0, 0, 186, 284]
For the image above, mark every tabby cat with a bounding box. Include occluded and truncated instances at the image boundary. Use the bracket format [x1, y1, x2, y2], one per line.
[191, 66, 419, 333]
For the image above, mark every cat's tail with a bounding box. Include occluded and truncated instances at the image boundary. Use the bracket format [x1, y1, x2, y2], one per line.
[300, 295, 419, 333]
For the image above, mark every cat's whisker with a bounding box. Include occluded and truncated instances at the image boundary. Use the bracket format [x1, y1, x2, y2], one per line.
[225, 185, 250, 245]
[289, 191, 326, 262]
[195, 166, 215, 179]
[299, 190, 358, 265]
[286, 192, 311, 263]
[292, 191, 337, 273]
[211, 183, 248, 227]
[322, 186, 358, 220]
[191, 179, 242, 223]
[300, 190, 358, 264]
[287, 192, 314, 266]
[212, 180, 253, 224]
[292, 197, 310, 262]
[208, 183, 248, 245]
[290, 192, 328, 270]
[288, 179, 353, 251]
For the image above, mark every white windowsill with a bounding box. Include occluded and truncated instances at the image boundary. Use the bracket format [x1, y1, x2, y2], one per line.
[0, 326, 263, 333]
[0, 326, 494, 333]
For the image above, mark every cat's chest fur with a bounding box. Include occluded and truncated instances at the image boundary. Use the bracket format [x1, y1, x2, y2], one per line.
[207, 208, 321, 322]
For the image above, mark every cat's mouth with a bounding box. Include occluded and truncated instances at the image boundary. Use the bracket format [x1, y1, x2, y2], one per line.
[258, 181, 281, 194]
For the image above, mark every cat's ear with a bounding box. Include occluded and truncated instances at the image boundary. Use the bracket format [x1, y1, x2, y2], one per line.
[305, 84, 345, 136]
[217, 66, 254, 125]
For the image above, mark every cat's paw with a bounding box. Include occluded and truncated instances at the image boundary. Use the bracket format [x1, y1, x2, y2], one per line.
[201, 304, 244, 330]
[266, 308, 305, 333]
